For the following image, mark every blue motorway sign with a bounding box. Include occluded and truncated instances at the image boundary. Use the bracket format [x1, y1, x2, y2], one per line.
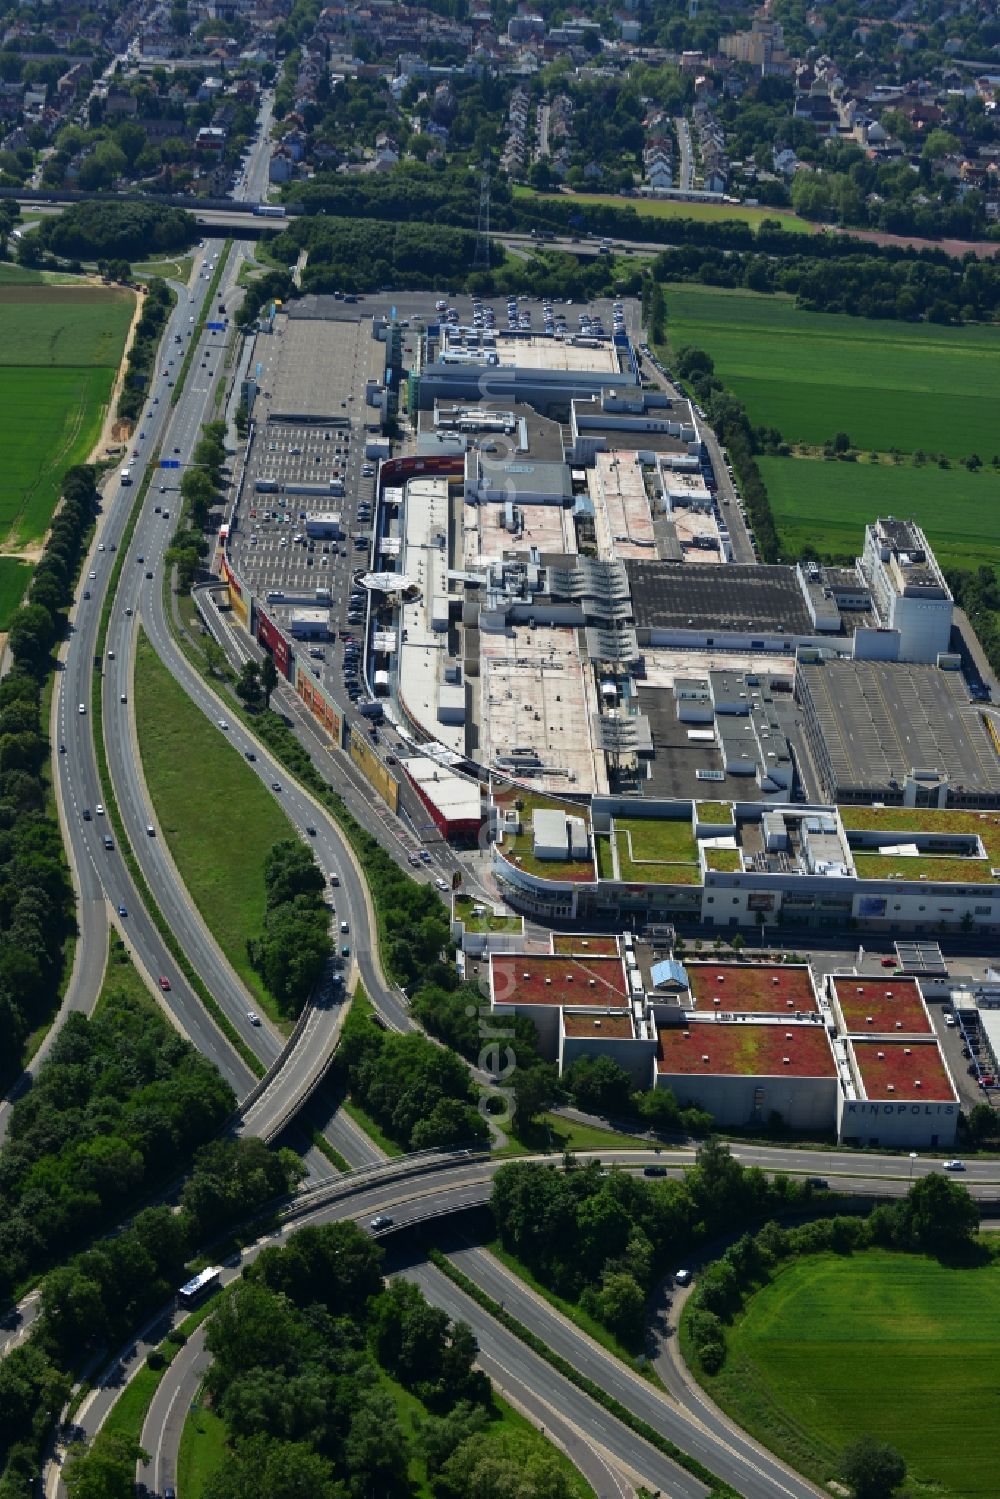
[206, 321, 225, 330]
[160, 459, 181, 469]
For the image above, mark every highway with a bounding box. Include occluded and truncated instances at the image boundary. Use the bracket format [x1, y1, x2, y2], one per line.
[33, 1139, 999, 1497]
[5, 94, 399, 1167]
[12, 93, 993, 1499]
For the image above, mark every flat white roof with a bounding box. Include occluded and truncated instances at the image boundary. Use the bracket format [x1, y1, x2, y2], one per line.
[462, 497, 576, 567]
[480, 623, 607, 795]
[397, 477, 466, 755]
[402, 755, 482, 821]
[590, 451, 655, 560]
[498, 334, 621, 374]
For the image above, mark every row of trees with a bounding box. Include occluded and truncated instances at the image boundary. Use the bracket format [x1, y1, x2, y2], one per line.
[0, 1136, 300, 1492]
[946, 567, 1000, 687]
[0, 980, 234, 1304]
[117, 275, 172, 423]
[158, 1219, 577, 1499]
[168, 419, 227, 589]
[1, 464, 99, 1080]
[248, 840, 332, 1015]
[686, 1171, 981, 1379]
[35, 201, 197, 260]
[491, 1141, 807, 1347]
[651, 240, 1000, 326]
[338, 1009, 489, 1152]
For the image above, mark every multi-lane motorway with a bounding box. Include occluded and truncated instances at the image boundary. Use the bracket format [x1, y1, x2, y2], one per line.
[13, 92, 996, 1499]
[47, 1140, 999, 1499]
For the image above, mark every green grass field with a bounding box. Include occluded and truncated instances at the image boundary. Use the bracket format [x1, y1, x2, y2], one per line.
[666, 283, 1000, 458]
[133, 632, 296, 1022]
[0, 284, 132, 544]
[0, 264, 89, 286]
[697, 1249, 1000, 1497]
[759, 453, 1000, 573]
[96, 938, 154, 1014]
[0, 556, 32, 628]
[514, 185, 812, 234]
[0, 287, 133, 366]
[177, 1403, 229, 1499]
[0, 366, 115, 544]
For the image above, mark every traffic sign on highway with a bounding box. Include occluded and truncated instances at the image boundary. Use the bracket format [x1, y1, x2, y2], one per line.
[206, 320, 225, 330]
[160, 459, 181, 469]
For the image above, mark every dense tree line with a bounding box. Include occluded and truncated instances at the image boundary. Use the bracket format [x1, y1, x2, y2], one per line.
[0, 465, 100, 1080]
[337, 1005, 488, 1152]
[0, 1135, 300, 1493]
[192, 1219, 572, 1499]
[686, 1172, 980, 1377]
[491, 1141, 808, 1348]
[288, 162, 1000, 257]
[35, 201, 196, 260]
[411, 979, 558, 1135]
[247, 840, 332, 1016]
[167, 419, 225, 588]
[652, 241, 1000, 325]
[0, 982, 234, 1303]
[561, 1053, 713, 1137]
[117, 275, 172, 422]
[39, 1136, 299, 1370]
[947, 567, 1000, 684]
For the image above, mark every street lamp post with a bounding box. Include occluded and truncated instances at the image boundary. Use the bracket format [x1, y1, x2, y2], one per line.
[908, 1151, 918, 1185]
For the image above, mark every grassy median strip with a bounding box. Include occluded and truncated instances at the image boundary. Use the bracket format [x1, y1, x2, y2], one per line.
[90, 466, 264, 1079]
[133, 629, 294, 1027]
[172, 243, 233, 407]
[100, 1297, 223, 1450]
[307, 1128, 350, 1174]
[427, 1250, 741, 1499]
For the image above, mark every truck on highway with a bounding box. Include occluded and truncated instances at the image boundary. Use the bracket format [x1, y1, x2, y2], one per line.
[120, 468, 133, 485]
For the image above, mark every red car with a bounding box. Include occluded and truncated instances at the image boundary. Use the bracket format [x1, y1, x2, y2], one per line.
[880, 957, 897, 968]
[159, 975, 171, 992]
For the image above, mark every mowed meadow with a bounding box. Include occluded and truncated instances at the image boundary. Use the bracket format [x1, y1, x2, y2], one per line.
[0, 283, 134, 548]
[665, 283, 1000, 569]
[758, 456, 1000, 575]
[666, 284, 1000, 457]
[700, 1250, 1000, 1497]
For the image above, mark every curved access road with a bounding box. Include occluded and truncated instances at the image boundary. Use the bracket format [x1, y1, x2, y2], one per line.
[50, 1140, 1000, 1499]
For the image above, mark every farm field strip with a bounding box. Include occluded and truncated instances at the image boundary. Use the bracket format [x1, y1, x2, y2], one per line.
[759, 454, 1000, 574]
[514, 185, 813, 233]
[698, 1250, 1000, 1498]
[666, 283, 1000, 458]
[0, 283, 133, 546]
[0, 366, 115, 544]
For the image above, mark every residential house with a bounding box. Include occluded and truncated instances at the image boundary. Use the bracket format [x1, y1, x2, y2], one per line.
[269, 147, 293, 183]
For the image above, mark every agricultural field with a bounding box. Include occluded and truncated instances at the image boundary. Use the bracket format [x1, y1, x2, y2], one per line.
[0, 286, 134, 366]
[0, 284, 133, 546]
[0, 367, 115, 545]
[0, 557, 33, 630]
[758, 454, 1000, 575]
[515, 186, 812, 234]
[696, 1250, 1000, 1497]
[665, 283, 1000, 458]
